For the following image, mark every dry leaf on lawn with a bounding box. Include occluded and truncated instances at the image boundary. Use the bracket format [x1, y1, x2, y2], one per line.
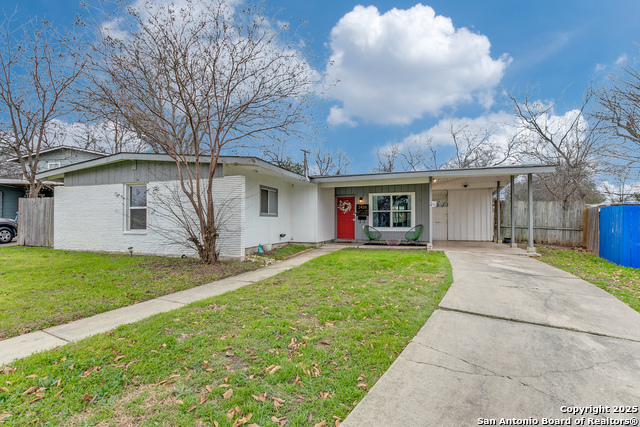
[24, 374, 38, 379]
[222, 388, 233, 400]
[22, 386, 38, 396]
[251, 393, 266, 402]
[314, 421, 327, 427]
[319, 391, 332, 400]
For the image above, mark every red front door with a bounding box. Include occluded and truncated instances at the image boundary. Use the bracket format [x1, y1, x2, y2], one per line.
[336, 196, 355, 239]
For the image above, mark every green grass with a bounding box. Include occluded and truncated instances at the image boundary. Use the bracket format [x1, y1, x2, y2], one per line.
[537, 246, 640, 313]
[265, 245, 314, 260]
[0, 245, 311, 340]
[0, 249, 452, 426]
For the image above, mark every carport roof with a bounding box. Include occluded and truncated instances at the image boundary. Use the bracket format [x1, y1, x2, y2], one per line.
[310, 164, 555, 189]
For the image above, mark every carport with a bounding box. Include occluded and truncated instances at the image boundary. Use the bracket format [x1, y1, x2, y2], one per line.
[312, 164, 555, 254]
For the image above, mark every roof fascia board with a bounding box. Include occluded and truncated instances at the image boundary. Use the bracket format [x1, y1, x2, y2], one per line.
[311, 165, 555, 186]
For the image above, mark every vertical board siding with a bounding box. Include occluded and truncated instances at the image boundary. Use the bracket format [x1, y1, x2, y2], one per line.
[599, 205, 640, 268]
[66, 161, 221, 186]
[335, 184, 429, 241]
[17, 198, 54, 247]
[448, 189, 492, 241]
[432, 207, 448, 240]
[500, 200, 584, 247]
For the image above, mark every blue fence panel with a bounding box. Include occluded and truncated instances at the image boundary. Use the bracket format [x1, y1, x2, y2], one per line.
[599, 204, 640, 268]
[630, 205, 640, 268]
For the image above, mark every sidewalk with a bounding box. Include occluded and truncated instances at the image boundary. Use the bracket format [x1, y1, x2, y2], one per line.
[0, 244, 346, 366]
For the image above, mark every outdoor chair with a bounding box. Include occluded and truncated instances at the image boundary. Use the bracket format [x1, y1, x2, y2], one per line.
[363, 225, 382, 243]
[405, 224, 424, 243]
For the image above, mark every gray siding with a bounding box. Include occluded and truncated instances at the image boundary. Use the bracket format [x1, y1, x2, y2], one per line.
[0, 185, 26, 219]
[335, 184, 430, 241]
[64, 161, 222, 186]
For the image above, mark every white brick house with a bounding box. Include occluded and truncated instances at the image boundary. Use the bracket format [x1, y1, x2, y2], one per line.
[37, 153, 554, 259]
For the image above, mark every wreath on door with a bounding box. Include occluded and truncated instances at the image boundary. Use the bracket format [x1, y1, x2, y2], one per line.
[337, 199, 353, 214]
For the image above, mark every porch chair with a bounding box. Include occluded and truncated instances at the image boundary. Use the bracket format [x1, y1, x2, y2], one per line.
[363, 225, 382, 243]
[405, 224, 424, 244]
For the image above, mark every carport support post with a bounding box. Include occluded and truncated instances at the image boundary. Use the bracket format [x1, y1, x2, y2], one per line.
[510, 175, 517, 248]
[427, 176, 433, 251]
[527, 173, 536, 254]
[496, 181, 501, 243]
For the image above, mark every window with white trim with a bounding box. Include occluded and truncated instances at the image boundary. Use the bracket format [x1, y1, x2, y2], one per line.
[126, 184, 147, 230]
[260, 186, 278, 216]
[370, 192, 415, 229]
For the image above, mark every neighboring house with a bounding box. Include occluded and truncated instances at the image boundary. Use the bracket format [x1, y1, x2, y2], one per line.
[10, 145, 106, 173]
[36, 153, 554, 260]
[0, 179, 54, 219]
[2, 146, 104, 220]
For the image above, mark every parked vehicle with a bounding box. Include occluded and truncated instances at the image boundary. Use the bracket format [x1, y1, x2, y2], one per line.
[0, 218, 17, 244]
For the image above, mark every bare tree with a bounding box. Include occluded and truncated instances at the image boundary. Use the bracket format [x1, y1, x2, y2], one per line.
[372, 120, 519, 173]
[442, 118, 520, 169]
[593, 52, 640, 165]
[313, 146, 351, 175]
[507, 87, 605, 203]
[67, 118, 149, 154]
[598, 163, 638, 203]
[372, 143, 400, 173]
[259, 139, 305, 174]
[87, 0, 317, 263]
[0, 12, 86, 197]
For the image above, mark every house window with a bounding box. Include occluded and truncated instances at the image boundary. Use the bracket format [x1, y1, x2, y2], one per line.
[260, 186, 278, 216]
[370, 193, 414, 229]
[127, 184, 147, 230]
[47, 161, 61, 170]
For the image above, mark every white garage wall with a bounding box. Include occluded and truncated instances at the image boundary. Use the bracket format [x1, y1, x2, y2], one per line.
[447, 189, 493, 241]
[316, 187, 335, 242]
[54, 176, 246, 260]
[433, 207, 448, 240]
[228, 165, 320, 249]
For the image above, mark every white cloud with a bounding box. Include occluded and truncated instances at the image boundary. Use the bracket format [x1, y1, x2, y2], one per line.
[377, 105, 592, 167]
[402, 111, 516, 148]
[615, 54, 628, 65]
[325, 5, 511, 126]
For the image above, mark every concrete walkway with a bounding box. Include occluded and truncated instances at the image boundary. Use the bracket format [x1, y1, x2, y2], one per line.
[0, 244, 346, 366]
[343, 243, 640, 426]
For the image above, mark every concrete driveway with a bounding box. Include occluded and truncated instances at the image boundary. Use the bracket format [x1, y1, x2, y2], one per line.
[343, 244, 640, 426]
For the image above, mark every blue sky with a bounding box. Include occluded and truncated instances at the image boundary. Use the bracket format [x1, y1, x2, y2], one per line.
[10, 0, 640, 173]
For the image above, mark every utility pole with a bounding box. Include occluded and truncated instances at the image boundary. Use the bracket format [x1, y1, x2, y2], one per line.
[301, 149, 310, 178]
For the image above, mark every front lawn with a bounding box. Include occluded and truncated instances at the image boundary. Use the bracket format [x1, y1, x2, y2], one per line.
[0, 249, 452, 426]
[537, 246, 640, 313]
[0, 245, 311, 340]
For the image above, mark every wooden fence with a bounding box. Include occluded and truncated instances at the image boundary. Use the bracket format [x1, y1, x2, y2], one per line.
[499, 200, 584, 247]
[17, 198, 54, 247]
[584, 206, 600, 256]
